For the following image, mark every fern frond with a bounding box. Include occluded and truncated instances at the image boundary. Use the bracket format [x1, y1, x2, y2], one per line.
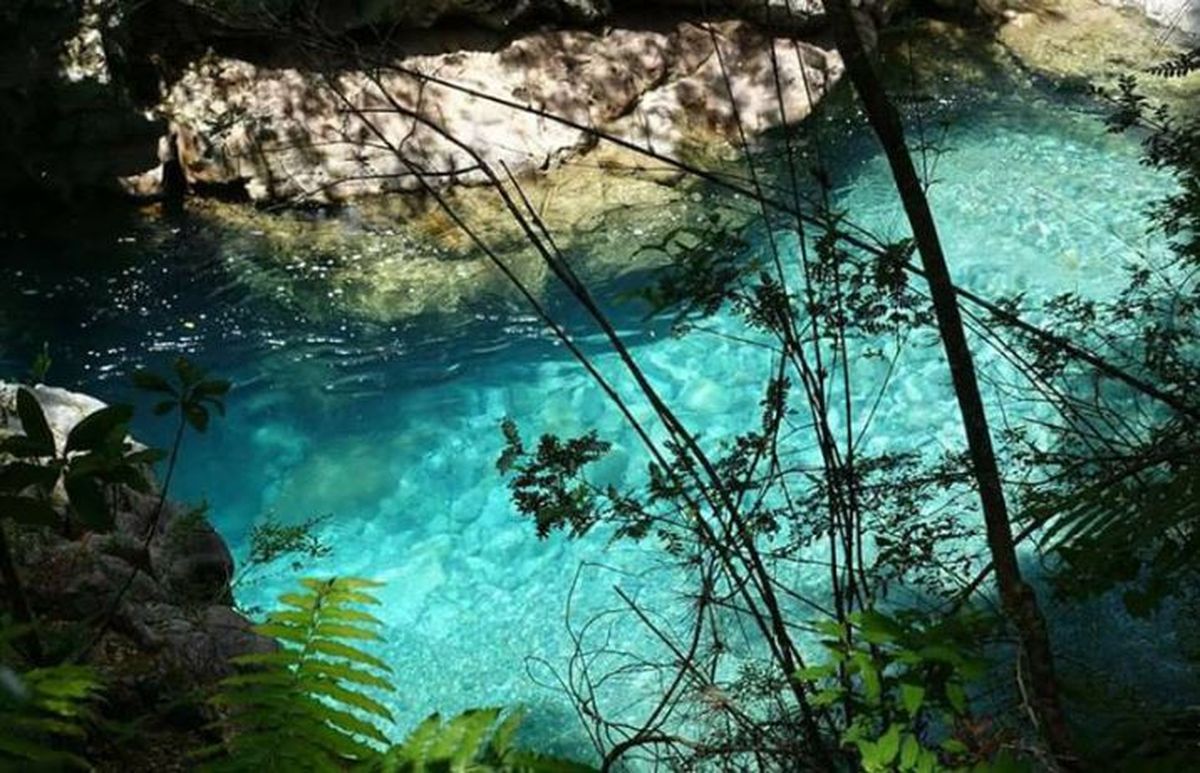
[1035, 457, 1200, 615]
[206, 576, 397, 772]
[0, 662, 102, 770]
[369, 708, 597, 773]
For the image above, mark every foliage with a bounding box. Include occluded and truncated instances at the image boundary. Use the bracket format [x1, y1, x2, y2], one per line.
[1033, 451, 1199, 617]
[208, 577, 596, 772]
[0, 636, 102, 770]
[246, 513, 334, 568]
[234, 514, 335, 610]
[369, 707, 595, 773]
[497, 418, 613, 539]
[796, 609, 1021, 772]
[205, 577, 395, 770]
[1104, 74, 1200, 267]
[133, 357, 230, 435]
[27, 343, 51, 384]
[0, 385, 161, 532]
[1014, 68, 1200, 621]
[1145, 47, 1200, 79]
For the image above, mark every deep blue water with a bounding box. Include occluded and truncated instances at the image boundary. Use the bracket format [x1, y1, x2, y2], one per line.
[0, 88, 1186, 755]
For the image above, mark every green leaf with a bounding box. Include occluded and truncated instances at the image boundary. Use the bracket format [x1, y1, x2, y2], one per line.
[900, 682, 926, 716]
[946, 681, 967, 714]
[0, 495, 59, 526]
[814, 619, 846, 638]
[277, 592, 318, 611]
[490, 707, 525, 758]
[15, 388, 55, 455]
[307, 639, 392, 672]
[858, 610, 902, 645]
[183, 403, 209, 433]
[0, 462, 59, 493]
[812, 687, 842, 707]
[228, 650, 302, 669]
[300, 678, 394, 722]
[131, 370, 177, 395]
[317, 703, 391, 744]
[64, 475, 113, 531]
[313, 621, 380, 641]
[942, 738, 969, 754]
[865, 724, 901, 771]
[28, 343, 52, 383]
[251, 622, 310, 645]
[795, 664, 836, 682]
[308, 577, 385, 591]
[853, 652, 881, 704]
[900, 733, 920, 769]
[298, 660, 393, 691]
[65, 404, 133, 453]
[428, 707, 501, 765]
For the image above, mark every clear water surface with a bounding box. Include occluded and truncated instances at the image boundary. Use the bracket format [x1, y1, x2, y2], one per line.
[0, 85, 1183, 755]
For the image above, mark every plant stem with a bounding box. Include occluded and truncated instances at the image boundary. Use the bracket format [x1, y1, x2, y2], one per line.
[75, 412, 187, 663]
[820, 4, 1077, 767]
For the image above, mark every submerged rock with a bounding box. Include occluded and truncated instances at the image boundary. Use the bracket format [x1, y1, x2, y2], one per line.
[992, 0, 1200, 110]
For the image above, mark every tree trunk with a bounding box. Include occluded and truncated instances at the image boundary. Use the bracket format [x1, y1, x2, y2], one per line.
[821, 4, 1076, 767]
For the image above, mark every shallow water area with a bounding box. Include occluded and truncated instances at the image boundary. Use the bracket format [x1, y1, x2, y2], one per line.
[0, 79, 1186, 757]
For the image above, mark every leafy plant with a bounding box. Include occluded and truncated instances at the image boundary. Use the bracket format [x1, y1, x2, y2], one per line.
[1, 385, 159, 532]
[796, 608, 1022, 772]
[133, 357, 230, 436]
[208, 576, 596, 772]
[1145, 47, 1200, 79]
[497, 418, 612, 539]
[370, 707, 595, 772]
[205, 577, 396, 770]
[1, 382, 160, 663]
[246, 514, 334, 568]
[74, 357, 230, 663]
[1035, 455, 1200, 617]
[233, 513, 335, 613]
[27, 343, 51, 384]
[0, 652, 102, 769]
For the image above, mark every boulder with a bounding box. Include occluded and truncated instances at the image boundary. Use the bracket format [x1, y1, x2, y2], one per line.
[145, 19, 841, 203]
[0, 383, 270, 712]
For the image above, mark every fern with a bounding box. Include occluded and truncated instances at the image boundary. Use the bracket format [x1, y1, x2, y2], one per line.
[369, 707, 595, 773]
[208, 577, 596, 772]
[1035, 457, 1200, 616]
[0, 660, 102, 770]
[206, 577, 396, 771]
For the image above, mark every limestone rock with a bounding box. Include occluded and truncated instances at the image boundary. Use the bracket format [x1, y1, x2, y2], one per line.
[996, 0, 1200, 110]
[0, 382, 108, 453]
[155, 20, 842, 203]
[1103, 0, 1200, 34]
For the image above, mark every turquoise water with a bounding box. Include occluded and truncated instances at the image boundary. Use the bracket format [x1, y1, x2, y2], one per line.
[0, 89, 1182, 754]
